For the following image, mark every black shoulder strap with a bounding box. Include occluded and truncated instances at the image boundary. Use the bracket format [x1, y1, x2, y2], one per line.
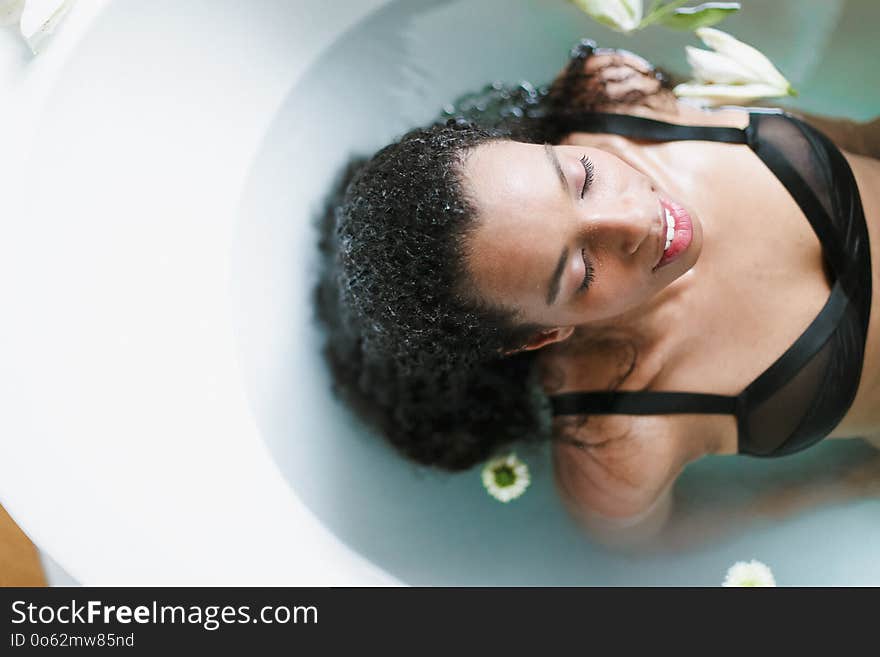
[549, 390, 738, 416]
[551, 111, 749, 144]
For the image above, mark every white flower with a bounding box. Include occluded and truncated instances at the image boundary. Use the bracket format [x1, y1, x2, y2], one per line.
[481, 453, 531, 503]
[571, 0, 643, 34]
[722, 559, 777, 587]
[673, 27, 795, 106]
[1, 0, 75, 54]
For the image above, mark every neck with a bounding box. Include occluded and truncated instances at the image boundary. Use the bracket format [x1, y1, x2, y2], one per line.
[573, 268, 697, 349]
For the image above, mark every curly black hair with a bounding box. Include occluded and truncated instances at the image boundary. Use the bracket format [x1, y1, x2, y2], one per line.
[314, 40, 670, 471]
[314, 118, 553, 471]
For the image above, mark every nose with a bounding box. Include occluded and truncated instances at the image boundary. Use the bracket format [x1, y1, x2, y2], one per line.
[582, 196, 657, 257]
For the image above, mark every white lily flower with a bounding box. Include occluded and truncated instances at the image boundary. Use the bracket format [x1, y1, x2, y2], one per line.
[1, 0, 75, 54]
[481, 452, 531, 503]
[697, 27, 790, 88]
[571, 0, 643, 34]
[722, 559, 777, 587]
[674, 27, 794, 106]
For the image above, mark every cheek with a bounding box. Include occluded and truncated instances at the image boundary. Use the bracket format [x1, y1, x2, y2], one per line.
[582, 258, 655, 318]
[587, 149, 639, 195]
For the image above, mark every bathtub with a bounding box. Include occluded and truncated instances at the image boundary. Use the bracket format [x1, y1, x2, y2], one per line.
[0, 0, 877, 586]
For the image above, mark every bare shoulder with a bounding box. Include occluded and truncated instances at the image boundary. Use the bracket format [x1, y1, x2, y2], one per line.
[537, 338, 693, 525]
[550, 408, 686, 520]
[550, 409, 684, 546]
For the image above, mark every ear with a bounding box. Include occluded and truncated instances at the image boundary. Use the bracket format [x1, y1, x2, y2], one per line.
[503, 326, 575, 356]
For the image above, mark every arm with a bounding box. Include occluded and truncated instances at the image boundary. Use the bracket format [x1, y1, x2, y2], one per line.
[748, 449, 880, 519]
[546, 46, 742, 128]
[654, 449, 880, 550]
[547, 45, 681, 119]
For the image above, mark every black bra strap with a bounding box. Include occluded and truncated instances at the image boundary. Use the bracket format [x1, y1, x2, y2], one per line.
[549, 390, 738, 416]
[551, 111, 749, 144]
[744, 279, 848, 405]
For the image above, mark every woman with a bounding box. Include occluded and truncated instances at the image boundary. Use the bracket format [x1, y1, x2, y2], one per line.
[316, 41, 880, 545]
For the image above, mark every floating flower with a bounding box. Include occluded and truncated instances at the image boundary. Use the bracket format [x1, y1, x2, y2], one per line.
[722, 559, 777, 587]
[673, 27, 795, 106]
[481, 453, 531, 503]
[570, 0, 643, 34]
[1, 0, 75, 54]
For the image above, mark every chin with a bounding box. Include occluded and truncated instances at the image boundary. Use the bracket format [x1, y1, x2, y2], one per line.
[683, 207, 703, 269]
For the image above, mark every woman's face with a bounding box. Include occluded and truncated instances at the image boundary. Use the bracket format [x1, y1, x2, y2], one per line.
[459, 138, 703, 349]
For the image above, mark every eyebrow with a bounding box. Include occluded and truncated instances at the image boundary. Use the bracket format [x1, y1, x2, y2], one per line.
[546, 246, 568, 306]
[543, 143, 568, 306]
[544, 142, 568, 195]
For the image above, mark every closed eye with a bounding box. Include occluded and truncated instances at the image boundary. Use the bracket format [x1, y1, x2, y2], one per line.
[579, 154, 595, 199]
[578, 248, 595, 293]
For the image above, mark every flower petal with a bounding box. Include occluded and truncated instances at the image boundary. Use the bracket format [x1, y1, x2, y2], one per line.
[673, 81, 789, 105]
[481, 452, 531, 502]
[685, 45, 754, 85]
[722, 559, 776, 587]
[696, 27, 790, 90]
[620, 0, 643, 26]
[571, 0, 643, 33]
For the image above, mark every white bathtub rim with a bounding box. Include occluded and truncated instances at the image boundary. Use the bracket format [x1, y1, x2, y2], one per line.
[0, 0, 404, 586]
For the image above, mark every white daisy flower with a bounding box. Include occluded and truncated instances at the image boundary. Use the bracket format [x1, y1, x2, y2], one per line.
[722, 559, 777, 587]
[481, 453, 531, 503]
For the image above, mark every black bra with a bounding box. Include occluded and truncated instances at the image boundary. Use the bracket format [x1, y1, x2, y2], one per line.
[547, 109, 873, 457]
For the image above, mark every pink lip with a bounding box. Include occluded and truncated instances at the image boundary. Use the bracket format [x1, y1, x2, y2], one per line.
[653, 197, 693, 270]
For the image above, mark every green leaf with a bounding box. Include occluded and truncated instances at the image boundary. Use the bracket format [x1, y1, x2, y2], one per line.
[657, 2, 740, 30]
[639, 0, 689, 28]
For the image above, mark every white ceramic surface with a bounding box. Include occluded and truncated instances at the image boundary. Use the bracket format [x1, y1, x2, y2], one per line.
[0, 0, 400, 586]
